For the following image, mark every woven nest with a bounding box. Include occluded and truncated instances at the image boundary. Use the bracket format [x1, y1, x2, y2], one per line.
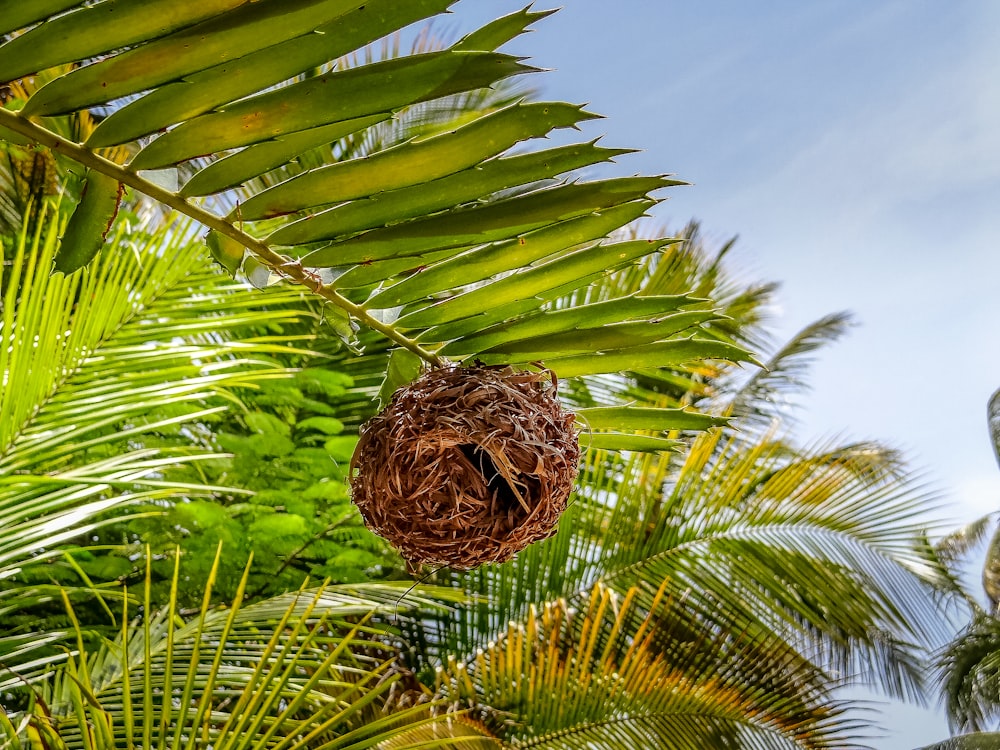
[350, 364, 580, 569]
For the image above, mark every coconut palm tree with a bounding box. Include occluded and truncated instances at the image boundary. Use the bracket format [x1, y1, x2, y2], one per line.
[0, 0, 751, 684]
[909, 390, 1000, 750]
[0, 193, 489, 750]
[409, 229, 950, 749]
[0, 5, 750, 745]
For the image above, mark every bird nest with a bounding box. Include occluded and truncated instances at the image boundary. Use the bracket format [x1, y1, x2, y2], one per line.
[350, 364, 580, 569]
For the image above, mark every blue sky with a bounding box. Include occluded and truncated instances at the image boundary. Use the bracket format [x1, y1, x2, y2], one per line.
[450, 1, 1000, 746]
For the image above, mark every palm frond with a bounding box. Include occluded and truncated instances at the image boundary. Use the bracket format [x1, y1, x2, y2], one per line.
[929, 392, 1000, 740]
[424, 426, 944, 680]
[0, 4, 753, 448]
[604, 430, 944, 691]
[724, 312, 855, 430]
[1, 551, 470, 749]
[937, 516, 999, 571]
[989, 388, 1000, 470]
[398, 432, 941, 750]
[224, 20, 536, 203]
[404, 236, 944, 727]
[916, 733, 1000, 750]
[520, 225, 777, 445]
[0, 207, 332, 645]
[938, 611, 1000, 733]
[438, 582, 865, 749]
[0, 77, 134, 238]
[928, 513, 999, 613]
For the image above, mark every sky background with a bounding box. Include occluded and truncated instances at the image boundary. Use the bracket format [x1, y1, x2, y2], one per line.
[446, 2, 1000, 747]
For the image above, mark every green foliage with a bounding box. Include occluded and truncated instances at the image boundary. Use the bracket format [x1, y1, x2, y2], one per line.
[0, 552, 470, 750]
[0, 210, 951, 749]
[917, 735, 1000, 750]
[0, 5, 754, 455]
[402, 239, 949, 748]
[439, 582, 851, 749]
[133, 367, 402, 606]
[53, 168, 122, 274]
[909, 392, 1000, 747]
[0, 204, 395, 631]
[0, 5, 959, 749]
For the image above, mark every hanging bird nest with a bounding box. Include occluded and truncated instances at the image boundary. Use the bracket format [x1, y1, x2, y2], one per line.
[350, 364, 580, 569]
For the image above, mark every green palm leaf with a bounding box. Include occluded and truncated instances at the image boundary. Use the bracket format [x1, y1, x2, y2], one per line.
[937, 612, 1000, 734]
[0, 5, 752, 447]
[438, 582, 860, 749]
[0, 551, 469, 750]
[724, 312, 855, 431]
[429, 431, 942, 696]
[917, 736, 1000, 750]
[0, 209, 327, 645]
[399, 237, 945, 746]
[989, 388, 1000, 468]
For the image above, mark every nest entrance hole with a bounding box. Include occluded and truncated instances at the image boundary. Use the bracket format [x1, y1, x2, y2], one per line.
[456, 444, 525, 513]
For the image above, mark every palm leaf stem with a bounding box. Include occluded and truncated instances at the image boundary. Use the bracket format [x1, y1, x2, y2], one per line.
[0, 107, 444, 366]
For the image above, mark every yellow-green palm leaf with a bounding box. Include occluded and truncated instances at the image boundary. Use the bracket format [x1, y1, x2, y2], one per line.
[0, 551, 470, 750]
[0, 210, 321, 653]
[438, 582, 857, 749]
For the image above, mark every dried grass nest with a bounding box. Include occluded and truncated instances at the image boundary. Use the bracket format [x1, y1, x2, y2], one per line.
[350, 364, 580, 569]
